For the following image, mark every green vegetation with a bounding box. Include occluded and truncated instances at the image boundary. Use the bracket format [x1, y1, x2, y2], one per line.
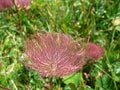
[0, 0, 120, 90]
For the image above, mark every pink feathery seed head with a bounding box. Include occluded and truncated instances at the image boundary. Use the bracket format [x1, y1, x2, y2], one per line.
[16, 0, 32, 9]
[24, 32, 86, 77]
[0, 0, 32, 11]
[0, 0, 14, 11]
[86, 42, 104, 60]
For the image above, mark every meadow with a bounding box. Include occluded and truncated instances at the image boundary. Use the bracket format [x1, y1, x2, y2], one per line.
[0, 0, 120, 90]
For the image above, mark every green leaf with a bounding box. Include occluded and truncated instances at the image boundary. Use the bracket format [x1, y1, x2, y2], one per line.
[95, 75, 116, 90]
[63, 72, 80, 87]
[86, 86, 94, 90]
[111, 61, 120, 81]
[115, 25, 120, 31]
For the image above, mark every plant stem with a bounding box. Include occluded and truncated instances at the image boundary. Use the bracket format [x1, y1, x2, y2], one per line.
[13, 0, 21, 30]
[49, 77, 53, 90]
[0, 85, 10, 90]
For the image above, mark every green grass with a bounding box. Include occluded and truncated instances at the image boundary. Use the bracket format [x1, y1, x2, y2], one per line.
[0, 0, 120, 90]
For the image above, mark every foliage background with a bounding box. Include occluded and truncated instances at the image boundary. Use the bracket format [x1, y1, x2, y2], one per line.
[0, 0, 120, 90]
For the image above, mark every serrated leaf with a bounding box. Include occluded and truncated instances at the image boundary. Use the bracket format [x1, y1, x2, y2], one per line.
[63, 72, 80, 87]
[96, 75, 116, 90]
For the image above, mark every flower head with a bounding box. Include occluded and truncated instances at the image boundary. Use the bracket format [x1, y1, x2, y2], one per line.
[24, 33, 86, 77]
[16, 0, 32, 9]
[0, 0, 14, 11]
[86, 42, 104, 60]
[0, 0, 31, 11]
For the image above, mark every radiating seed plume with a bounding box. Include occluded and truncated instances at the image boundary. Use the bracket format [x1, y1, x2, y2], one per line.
[24, 32, 86, 77]
[86, 42, 104, 60]
[0, 0, 31, 11]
